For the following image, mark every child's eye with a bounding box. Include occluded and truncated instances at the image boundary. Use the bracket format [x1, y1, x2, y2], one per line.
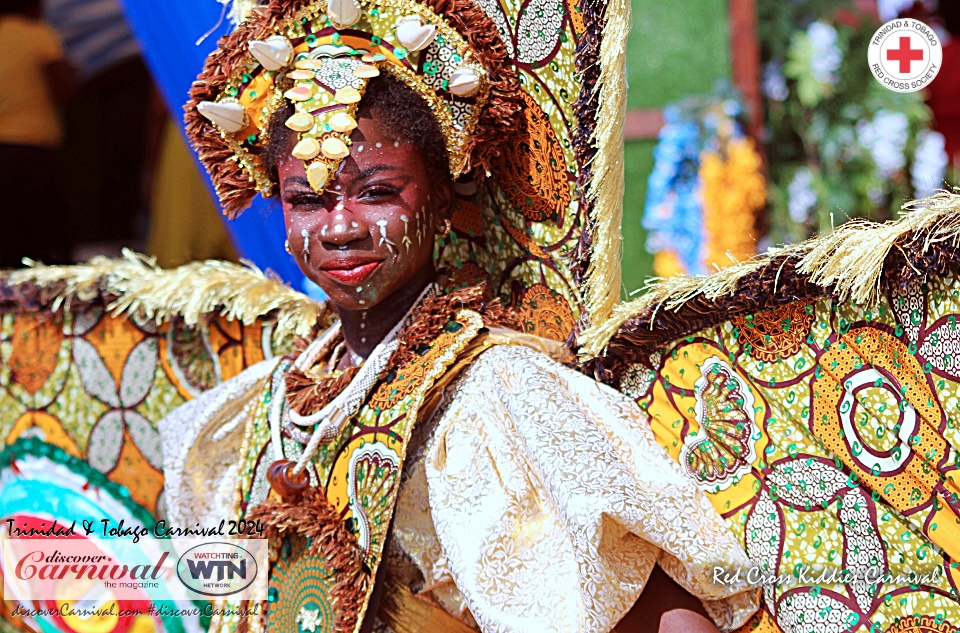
[358, 185, 399, 200]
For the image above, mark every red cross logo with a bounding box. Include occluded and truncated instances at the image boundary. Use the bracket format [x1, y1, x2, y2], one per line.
[887, 36, 924, 73]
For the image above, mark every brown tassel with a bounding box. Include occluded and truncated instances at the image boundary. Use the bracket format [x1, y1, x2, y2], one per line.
[247, 487, 370, 633]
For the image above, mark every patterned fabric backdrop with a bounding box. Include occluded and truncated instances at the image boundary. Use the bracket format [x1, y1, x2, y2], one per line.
[0, 286, 297, 633]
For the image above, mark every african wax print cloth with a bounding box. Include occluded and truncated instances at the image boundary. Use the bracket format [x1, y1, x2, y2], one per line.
[593, 210, 960, 633]
[0, 286, 295, 633]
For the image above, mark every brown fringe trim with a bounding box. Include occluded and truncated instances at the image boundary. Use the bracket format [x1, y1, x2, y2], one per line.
[185, 0, 521, 217]
[568, 0, 606, 313]
[185, 0, 314, 217]
[286, 364, 361, 414]
[583, 210, 960, 387]
[246, 487, 370, 633]
[419, 0, 522, 177]
[284, 282, 519, 416]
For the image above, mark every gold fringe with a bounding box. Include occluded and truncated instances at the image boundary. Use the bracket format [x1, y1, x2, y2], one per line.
[5, 250, 323, 340]
[579, 193, 960, 356]
[581, 0, 630, 329]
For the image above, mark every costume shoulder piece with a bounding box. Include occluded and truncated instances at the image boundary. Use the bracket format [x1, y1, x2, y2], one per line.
[583, 198, 960, 633]
[186, 0, 630, 336]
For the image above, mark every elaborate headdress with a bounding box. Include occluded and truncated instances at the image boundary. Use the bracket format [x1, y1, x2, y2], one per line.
[186, 0, 630, 340]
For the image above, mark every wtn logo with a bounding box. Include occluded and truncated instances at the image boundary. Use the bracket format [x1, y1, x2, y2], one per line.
[185, 559, 247, 581]
[176, 543, 259, 597]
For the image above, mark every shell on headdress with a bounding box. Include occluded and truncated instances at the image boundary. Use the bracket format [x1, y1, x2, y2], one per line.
[448, 68, 480, 97]
[248, 36, 294, 71]
[327, 0, 362, 29]
[197, 100, 247, 133]
[396, 16, 436, 52]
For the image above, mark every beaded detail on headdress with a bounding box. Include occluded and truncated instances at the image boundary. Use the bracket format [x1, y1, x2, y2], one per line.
[186, 0, 521, 215]
[187, 0, 631, 343]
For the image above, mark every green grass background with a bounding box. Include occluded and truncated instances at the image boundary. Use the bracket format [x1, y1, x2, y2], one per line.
[620, 1, 733, 294]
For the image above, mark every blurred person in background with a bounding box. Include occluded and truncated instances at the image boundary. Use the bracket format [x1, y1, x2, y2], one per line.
[0, 0, 76, 267]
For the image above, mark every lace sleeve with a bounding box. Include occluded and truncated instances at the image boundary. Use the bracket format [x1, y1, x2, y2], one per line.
[423, 345, 759, 633]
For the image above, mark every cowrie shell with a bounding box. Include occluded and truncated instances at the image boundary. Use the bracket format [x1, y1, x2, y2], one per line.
[327, 0, 361, 29]
[449, 67, 480, 97]
[248, 36, 294, 71]
[396, 17, 436, 52]
[197, 101, 247, 133]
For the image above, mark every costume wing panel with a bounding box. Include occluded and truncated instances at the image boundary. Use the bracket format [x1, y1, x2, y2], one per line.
[584, 204, 960, 633]
[0, 256, 321, 633]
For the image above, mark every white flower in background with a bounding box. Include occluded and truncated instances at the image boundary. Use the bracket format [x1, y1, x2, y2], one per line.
[808, 22, 842, 85]
[857, 110, 910, 177]
[788, 167, 817, 224]
[762, 62, 789, 102]
[878, 0, 914, 21]
[911, 130, 948, 196]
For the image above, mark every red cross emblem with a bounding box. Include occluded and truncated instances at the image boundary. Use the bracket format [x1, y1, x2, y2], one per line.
[887, 36, 924, 74]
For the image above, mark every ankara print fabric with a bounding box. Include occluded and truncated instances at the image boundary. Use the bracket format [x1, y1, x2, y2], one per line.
[619, 275, 960, 633]
[0, 298, 292, 633]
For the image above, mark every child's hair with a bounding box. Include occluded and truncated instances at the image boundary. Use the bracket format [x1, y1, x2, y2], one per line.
[264, 72, 451, 184]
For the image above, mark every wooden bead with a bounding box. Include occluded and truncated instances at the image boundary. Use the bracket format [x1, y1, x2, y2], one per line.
[267, 460, 309, 500]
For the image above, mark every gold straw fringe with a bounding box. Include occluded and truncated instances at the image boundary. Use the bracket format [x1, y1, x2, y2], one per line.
[582, 0, 630, 328]
[6, 249, 323, 340]
[579, 192, 960, 356]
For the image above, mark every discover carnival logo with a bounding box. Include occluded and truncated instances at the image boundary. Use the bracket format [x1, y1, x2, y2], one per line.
[1, 536, 267, 602]
[868, 18, 942, 93]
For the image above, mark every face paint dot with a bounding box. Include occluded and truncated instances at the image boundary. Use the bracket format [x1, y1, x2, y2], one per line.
[358, 300, 366, 305]
[400, 215, 408, 221]
[335, 225, 344, 233]
[351, 222, 358, 228]
[361, 337, 367, 344]
[334, 185, 341, 190]
[393, 140, 399, 147]
[356, 145, 364, 152]
[360, 322, 366, 329]
[335, 214, 343, 220]
[356, 286, 363, 292]
[375, 142, 382, 148]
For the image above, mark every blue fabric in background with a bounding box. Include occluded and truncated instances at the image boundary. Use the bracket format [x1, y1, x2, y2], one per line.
[117, 0, 314, 294]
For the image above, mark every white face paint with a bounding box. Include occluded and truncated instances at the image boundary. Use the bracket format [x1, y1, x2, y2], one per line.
[375, 142, 382, 148]
[284, 239, 292, 254]
[351, 222, 359, 228]
[334, 224, 344, 233]
[400, 214, 411, 253]
[356, 144, 364, 153]
[355, 286, 363, 293]
[375, 219, 396, 254]
[320, 225, 328, 237]
[301, 229, 310, 258]
[335, 214, 343, 220]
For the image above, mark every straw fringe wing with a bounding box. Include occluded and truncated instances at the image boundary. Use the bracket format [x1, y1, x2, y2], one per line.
[0, 250, 323, 341]
[580, 195, 960, 384]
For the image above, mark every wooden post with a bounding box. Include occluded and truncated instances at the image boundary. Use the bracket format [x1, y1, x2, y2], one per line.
[728, 0, 764, 140]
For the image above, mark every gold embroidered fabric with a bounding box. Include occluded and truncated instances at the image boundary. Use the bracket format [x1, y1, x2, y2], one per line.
[159, 344, 758, 632]
[399, 345, 759, 633]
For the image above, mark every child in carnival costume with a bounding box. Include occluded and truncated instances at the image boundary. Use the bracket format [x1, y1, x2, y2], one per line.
[0, 0, 759, 630]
